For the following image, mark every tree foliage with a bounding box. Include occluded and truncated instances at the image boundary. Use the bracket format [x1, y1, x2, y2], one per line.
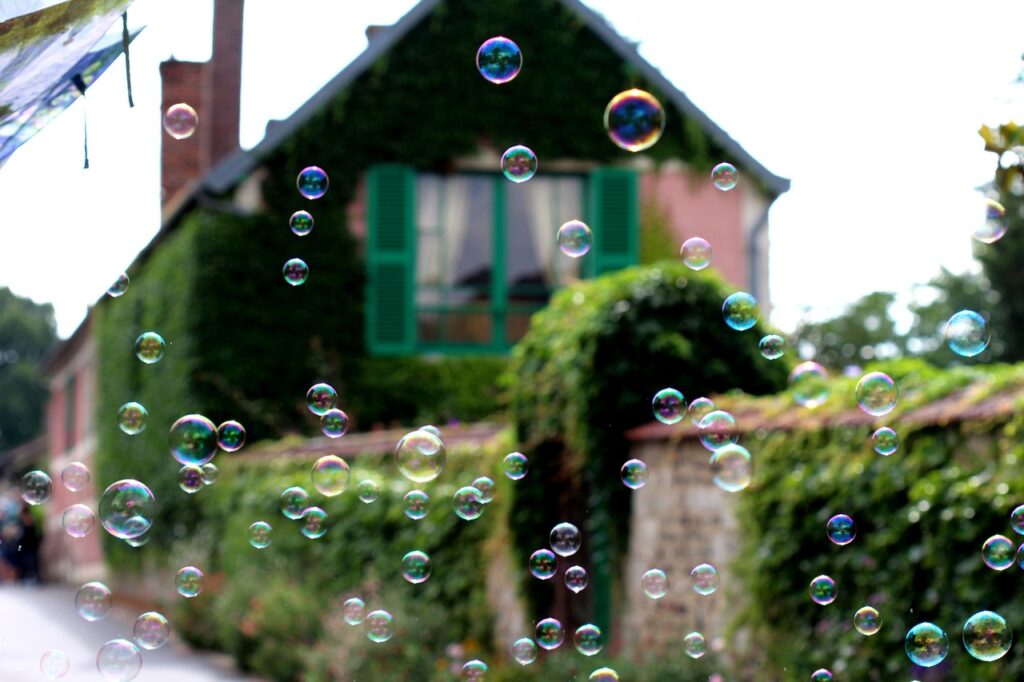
[0, 287, 56, 453]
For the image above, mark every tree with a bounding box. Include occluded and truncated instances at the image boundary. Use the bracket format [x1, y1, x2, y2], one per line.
[792, 291, 903, 370]
[0, 287, 56, 451]
[906, 267, 1002, 365]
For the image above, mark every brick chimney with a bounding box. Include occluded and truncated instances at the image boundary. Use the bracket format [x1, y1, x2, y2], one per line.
[160, 0, 244, 207]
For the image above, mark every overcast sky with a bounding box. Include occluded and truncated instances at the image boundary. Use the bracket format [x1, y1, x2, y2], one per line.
[0, 0, 1021, 337]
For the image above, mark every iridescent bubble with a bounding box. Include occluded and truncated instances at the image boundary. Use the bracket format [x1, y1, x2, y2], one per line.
[550, 522, 581, 557]
[311, 455, 350, 496]
[21, 470, 52, 505]
[280, 486, 311, 519]
[39, 649, 70, 679]
[200, 463, 218, 485]
[641, 568, 668, 599]
[461, 660, 488, 681]
[683, 631, 706, 658]
[810, 670, 832, 682]
[854, 606, 882, 636]
[98, 480, 155, 540]
[107, 273, 130, 298]
[652, 387, 686, 425]
[175, 566, 204, 598]
[711, 162, 738, 191]
[855, 372, 899, 416]
[589, 669, 620, 682]
[124, 532, 149, 548]
[529, 549, 557, 580]
[290, 210, 314, 237]
[944, 310, 990, 357]
[216, 420, 245, 452]
[297, 166, 329, 200]
[512, 637, 538, 665]
[698, 410, 739, 451]
[565, 565, 588, 593]
[759, 334, 786, 360]
[557, 219, 592, 258]
[680, 236, 712, 270]
[690, 563, 719, 596]
[249, 521, 272, 549]
[117, 402, 147, 434]
[453, 486, 484, 520]
[301, 507, 328, 539]
[179, 465, 204, 494]
[321, 408, 350, 438]
[168, 414, 217, 466]
[790, 361, 830, 408]
[476, 36, 522, 84]
[620, 459, 649, 490]
[95, 639, 142, 681]
[872, 427, 899, 456]
[905, 622, 948, 667]
[574, 623, 603, 656]
[974, 198, 1007, 244]
[826, 514, 856, 546]
[306, 382, 338, 416]
[536, 617, 564, 650]
[134, 331, 165, 364]
[133, 611, 170, 650]
[722, 292, 759, 331]
[1013, 504, 1024, 535]
[809, 575, 837, 605]
[419, 424, 441, 437]
[688, 396, 715, 425]
[501, 145, 538, 183]
[283, 258, 309, 286]
[342, 597, 366, 625]
[61, 461, 91, 492]
[710, 443, 753, 492]
[403, 490, 430, 520]
[365, 610, 394, 643]
[358, 479, 380, 504]
[604, 89, 665, 152]
[63, 504, 95, 538]
[503, 452, 529, 480]
[467, 477, 493, 505]
[401, 550, 431, 584]
[982, 534, 1015, 570]
[396, 429, 446, 483]
[963, 610, 1013, 661]
[76, 581, 112, 621]
[163, 102, 198, 139]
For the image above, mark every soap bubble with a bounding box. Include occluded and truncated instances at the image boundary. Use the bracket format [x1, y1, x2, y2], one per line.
[684, 632, 706, 658]
[789, 362, 830, 408]
[503, 452, 529, 480]
[301, 507, 328, 539]
[164, 102, 198, 139]
[280, 486, 311, 519]
[604, 89, 665, 152]
[358, 479, 380, 504]
[461, 660, 488, 681]
[872, 427, 899, 456]
[98, 480, 155, 539]
[574, 624, 603, 656]
[759, 334, 785, 360]
[501, 145, 537, 183]
[216, 420, 245, 452]
[179, 465, 204, 494]
[283, 258, 309, 286]
[620, 459, 649, 489]
[711, 162, 738, 191]
[512, 637, 537, 665]
[589, 669, 620, 682]
[133, 611, 170, 650]
[680, 237, 712, 270]
[365, 610, 394, 643]
[688, 397, 715, 425]
[963, 610, 1012, 661]
[690, 563, 719, 596]
[453, 486, 484, 520]
[403, 490, 430, 520]
[472, 476, 496, 503]
[854, 606, 882, 635]
[76, 581, 112, 621]
[168, 414, 217, 465]
[61, 461, 91, 491]
[311, 455, 350, 496]
[321, 408, 350, 437]
[249, 521, 272, 549]
[652, 387, 686, 424]
[419, 424, 441, 437]
[641, 568, 667, 599]
[974, 198, 1007, 243]
[63, 504, 96, 538]
[343, 597, 366, 625]
[1013, 504, 1024, 535]
[39, 649, 70, 679]
[175, 566, 204, 598]
[107, 272, 129, 297]
[810, 670, 832, 682]
[557, 219, 592, 258]
[529, 549, 557, 580]
[21, 470, 52, 505]
[476, 36, 522, 84]
[855, 372, 899, 416]
[565, 565, 588, 593]
[95, 639, 141, 681]
[200, 463, 218, 485]
[982, 534, 1015, 570]
[536, 617, 564, 650]
[905, 622, 948, 667]
[306, 382, 337, 416]
[134, 331, 165, 364]
[396, 429, 446, 483]
[809, 575, 837, 605]
[710, 443, 753, 492]
[550, 522, 581, 557]
[944, 310, 989, 357]
[826, 514, 856, 546]
[722, 292, 759, 331]
[297, 166, 328, 200]
[698, 410, 738, 451]
[401, 550, 431, 584]
[117, 402, 148, 435]
[290, 210, 314, 236]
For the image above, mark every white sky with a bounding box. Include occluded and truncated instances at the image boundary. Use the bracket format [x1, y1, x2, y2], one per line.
[0, 0, 1020, 337]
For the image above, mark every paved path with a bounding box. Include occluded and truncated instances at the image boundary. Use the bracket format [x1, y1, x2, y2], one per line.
[0, 584, 258, 681]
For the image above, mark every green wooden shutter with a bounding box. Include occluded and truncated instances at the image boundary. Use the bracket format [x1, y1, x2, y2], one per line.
[587, 167, 639, 276]
[366, 164, 415, 355]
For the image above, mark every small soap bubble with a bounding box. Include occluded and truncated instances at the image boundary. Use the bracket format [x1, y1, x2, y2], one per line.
[461, 660, 488, 681]
[297, 166, 329, 200]
[249, 521, 272, 549]
[343, 597, 366, 625]
[365, 610, 394, 643]
[503, 452, 529, 480]
[826, 514, 856, 546]
[680, 237, 712, 270]
[722, 292, 759, 331]
[683, 631, 706, 658]
[175, 566, 204, 598]
[710, 443, 752, 492]
[396, 429, 446, 483]
[589, 669, 620, 682]
[95, 639, 142, 681]
[855, 372, 899, 416]
[1012, 504, 1024, 535]
[283, 258, 310, 286]
[117, 402, 148, 435]
[809, 575, 837, 605]
[690, 563, 719, 596]
[536, 617, 564, 650]
[574, 623, 603, 656]
[963, 610, 1012, 661]
[39, 649, 70, 679]
[399, 490, 428, 520]
[982, 534, 1015, 570]
[133, 611, 170, 650]
[759, 334, 785, 360]
[472, 476, 496, 504]
[557, 220, 592, 258]
[280, 486, 311, 519]
[652, 387, 686, 425]
[133, 332, 165, 364]
[501, 145, 538, 183]
[306, 382, 338, 416]
[311, 455, 350, 496]
[401, 550, 431, 584]
[564, 565, 588, 593]
[98, 480, 154, 540]
[168, 414, 218, 465]
[216, 420, 245, 451]
[358, 479, 380, 504]
[944, 310, 989, 357]
[63, 504, 95, 538]
[810, 670, 832, 682]
[604, 89, 665, 152]
[550, 522, 581, 557]
[512, 637, 538, 665]
[21, 470, 52, 505]
[61, 461, 91, 492]
[872, 427, 899, 456]
[687, 397, 715, 425]
[107, 273, 130, 297]
[905, 622, 948, 667]
[163, 103, 198, 139]
[711, 162, 738, 191]
[789, 362, 830, 408]
[641, 568, 667, 599]
[200, 463, 218, 485]
[854, 606, 882, 636]
[76, 581, 112, 621]
[321, 408, 350, 437]
[698, 410, 738, 451]
[179, 465, 204, 494]
[974, 198, 1007, 243]
[301, 507, 328, 539]
[529, 549, 557, 580]
[453, 486, 484, 520]
[620, 459, 649, 489]
[290, 210, 314, 236]
[476, 36, 522, 84]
